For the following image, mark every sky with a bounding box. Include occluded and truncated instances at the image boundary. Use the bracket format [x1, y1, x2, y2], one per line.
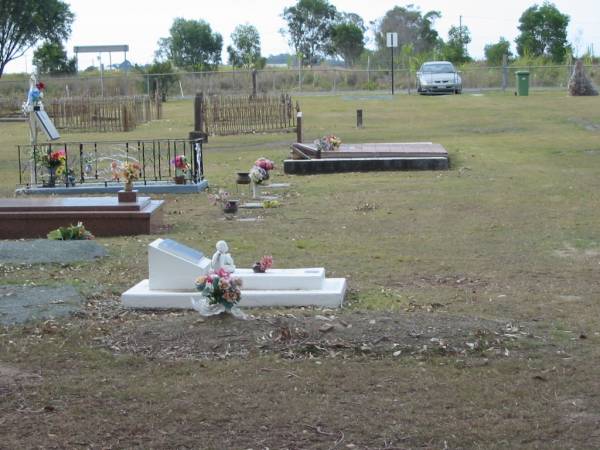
[6, 0, 600, 73]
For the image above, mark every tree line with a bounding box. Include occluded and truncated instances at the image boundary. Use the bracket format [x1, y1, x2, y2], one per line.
[0, 0, 578, 79]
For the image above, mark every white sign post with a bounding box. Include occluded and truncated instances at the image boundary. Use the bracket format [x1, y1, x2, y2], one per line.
[386, 32, 398, 95]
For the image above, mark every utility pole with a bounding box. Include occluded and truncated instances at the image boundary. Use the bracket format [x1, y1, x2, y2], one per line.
[459, 15, 463, 52]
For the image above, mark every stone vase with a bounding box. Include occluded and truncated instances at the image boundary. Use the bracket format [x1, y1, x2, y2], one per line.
[236, 172, 251, 185]
[223, 200, 239, 214]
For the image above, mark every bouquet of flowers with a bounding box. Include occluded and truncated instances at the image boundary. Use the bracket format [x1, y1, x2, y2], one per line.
[22, 77, 46, 114]
[315, 134, 342, 152]
[28, 81, 45, 106]
[252, 255, 273, 273]
[47, 222, 94, 240]
[195, 268, 243, 309]
[255, 157, 274, 171]
[121, 161, 141, 183]
[41, 149, 65, 169]
[249, 157, 275, 184]
[172, 155, 191, 176]
[207, 189, 230, 206]
[249, 165, 268, 183]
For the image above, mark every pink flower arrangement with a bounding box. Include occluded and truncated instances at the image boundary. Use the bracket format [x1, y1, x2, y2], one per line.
[195, 268, 243, 308]
[207, 189, 230, 206]
[172, 155, 190, 173]
[255, 158, 274, 171]
[253, 255, 273, 273]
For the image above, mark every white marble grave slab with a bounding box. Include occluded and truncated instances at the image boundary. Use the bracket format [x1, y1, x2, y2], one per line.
[122, 238, 347, 309]
[121, 278, 346, 309]
[235, 268, 325, 290]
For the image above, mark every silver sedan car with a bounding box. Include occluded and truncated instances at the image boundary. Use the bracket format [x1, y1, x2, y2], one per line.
[416, 61, 462, 94]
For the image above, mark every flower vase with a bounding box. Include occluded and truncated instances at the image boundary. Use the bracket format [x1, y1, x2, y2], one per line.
[174, 175, 186, 185]
[236, 172, 251, 185]
[223, 200, 239, 214]
[252, 262, 265, 273]
[44, 167, 56, 188]
[124, 181, 133, 192]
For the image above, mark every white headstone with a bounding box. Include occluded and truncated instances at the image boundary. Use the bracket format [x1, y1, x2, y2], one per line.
[148, 238, 211, 290]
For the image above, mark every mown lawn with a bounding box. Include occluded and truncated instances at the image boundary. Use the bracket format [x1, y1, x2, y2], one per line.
[1, 91, 599, 449]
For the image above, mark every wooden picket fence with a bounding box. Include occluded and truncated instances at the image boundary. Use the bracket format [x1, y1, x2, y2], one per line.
[0, 97, 24, 118]
[46, 95, 162, 132]
[201, 94, 297, 135]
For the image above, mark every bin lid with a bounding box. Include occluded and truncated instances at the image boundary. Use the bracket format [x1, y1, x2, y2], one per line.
[515, 71, 530, 75]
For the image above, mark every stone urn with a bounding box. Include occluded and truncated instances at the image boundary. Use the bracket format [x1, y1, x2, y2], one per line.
[236, 172, 251, 185]
[223, 199, 239, 214]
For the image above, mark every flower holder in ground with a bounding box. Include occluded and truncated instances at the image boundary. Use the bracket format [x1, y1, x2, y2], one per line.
[118, 189, 138, 203]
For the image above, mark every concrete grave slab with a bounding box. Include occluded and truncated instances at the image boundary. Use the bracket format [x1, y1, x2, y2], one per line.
[0, 239, 107, 264]
[0, 285, 82, 325]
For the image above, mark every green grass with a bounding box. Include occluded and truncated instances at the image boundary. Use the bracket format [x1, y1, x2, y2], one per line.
[1, 90, 600, 448]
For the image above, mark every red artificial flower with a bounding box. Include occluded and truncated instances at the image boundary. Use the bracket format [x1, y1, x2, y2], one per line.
[36, 82, 45, 90]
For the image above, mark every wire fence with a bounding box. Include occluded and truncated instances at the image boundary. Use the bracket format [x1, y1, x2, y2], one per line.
[0, 64, 597, 98]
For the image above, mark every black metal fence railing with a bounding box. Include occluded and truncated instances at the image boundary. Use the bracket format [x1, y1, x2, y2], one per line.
[17, 137, 204, 188]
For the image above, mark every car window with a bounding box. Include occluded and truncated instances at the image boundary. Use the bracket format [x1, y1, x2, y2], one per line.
[421, 63, 455, 73]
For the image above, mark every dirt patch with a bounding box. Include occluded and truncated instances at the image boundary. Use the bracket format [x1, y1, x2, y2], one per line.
[101, 310, 535, 361]
[554, 243, 600, 259]
[568, 117, 600, 131]
[0, 364, 42, 397]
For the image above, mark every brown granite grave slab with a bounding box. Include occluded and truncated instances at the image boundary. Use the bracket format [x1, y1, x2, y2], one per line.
[291, 142, 448, 160]
[0, 197, 164, 238]
[287, 142, 449, 174]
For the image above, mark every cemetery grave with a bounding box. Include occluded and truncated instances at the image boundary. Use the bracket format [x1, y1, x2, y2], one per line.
[286, 141, 450, 174]
[121, 238, 346, 309]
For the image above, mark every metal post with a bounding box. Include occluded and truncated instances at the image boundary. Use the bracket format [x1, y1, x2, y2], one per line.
[502, 54, 508, 91]
[141, 141, 146, 184]
[296, 112, 303, 143]
[391, 46, 395, 95]
[17, 146, 22, 185]
[64, 144, 69, 187]
[194, 92, 203, 132]
[79, 143, 84, 183]
[356, 109, 363, 128]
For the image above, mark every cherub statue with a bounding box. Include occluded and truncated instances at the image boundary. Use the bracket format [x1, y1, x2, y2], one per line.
[211, 240, 236, 273]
